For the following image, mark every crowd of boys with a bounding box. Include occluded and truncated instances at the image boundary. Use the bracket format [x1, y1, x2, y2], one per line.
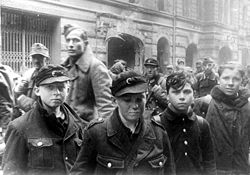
[0, 24, 250, 175]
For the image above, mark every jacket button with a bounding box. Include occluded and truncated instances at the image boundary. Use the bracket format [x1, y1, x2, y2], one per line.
[184, 152, 188, 156]
[65, 157, 68, 160]
[159, 161, 163, 167]
[107, 162, 112, 168]
[37, 142, 43, 146]
[184, 140, 188, 145]
[183, 128, 186, 133]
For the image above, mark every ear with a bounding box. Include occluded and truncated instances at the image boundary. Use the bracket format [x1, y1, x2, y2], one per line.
[33, 86, 40, 97]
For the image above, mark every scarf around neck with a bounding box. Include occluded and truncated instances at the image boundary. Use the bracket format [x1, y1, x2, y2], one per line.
[211, 85, 250, 108]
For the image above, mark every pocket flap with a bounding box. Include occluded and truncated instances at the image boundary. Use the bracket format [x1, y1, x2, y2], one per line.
[148, 154, 167, 168]
[96, 155, 124, 169]
[28, 138, 53, 147]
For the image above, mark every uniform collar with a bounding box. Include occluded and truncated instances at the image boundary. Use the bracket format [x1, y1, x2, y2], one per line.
[163, 104, 196, 122]
[36, 99, 79, 139]
[63, 45, 94, 73]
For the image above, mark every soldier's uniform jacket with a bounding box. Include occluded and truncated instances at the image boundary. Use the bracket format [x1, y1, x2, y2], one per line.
[0, 64, 15, 129]
[71, 108, 176, 175]
[146, 75, 168, 115]
[157, 107, 216, 175]
[62, 45, 115, 122]
[14, 67, 38, 112]
[3, 100, 86, 175]
[194, 71, 218, 98]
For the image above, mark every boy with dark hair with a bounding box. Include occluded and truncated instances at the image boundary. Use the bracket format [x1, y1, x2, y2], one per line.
[155, 72, 216, 175]
[206, 62, 250, 175]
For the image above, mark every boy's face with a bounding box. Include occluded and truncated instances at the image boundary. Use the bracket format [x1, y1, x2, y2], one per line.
[168, 83, 194, 113]
[34, 82, 69, 110]
[116, 93, 146, 124]
[219, 68, 242, 96]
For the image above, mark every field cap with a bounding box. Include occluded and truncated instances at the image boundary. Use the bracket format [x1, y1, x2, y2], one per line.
[63, 24, 88, 41]
[203, 57, 214, 65]
[30, 43, 49, 58]
[111, 70, 147, 97]
[144, 58, 159, 67]
[35, 64, 71, 86]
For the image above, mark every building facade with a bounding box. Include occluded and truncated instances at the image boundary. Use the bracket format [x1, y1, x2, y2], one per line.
[1, 0, 250, 74]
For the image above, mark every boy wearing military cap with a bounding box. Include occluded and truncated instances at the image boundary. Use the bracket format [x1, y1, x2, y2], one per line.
[144, 58, 168, 116]
[71, 70, 175, 175]
[3, 64, 86, 175]
[14, 43, 50, 114]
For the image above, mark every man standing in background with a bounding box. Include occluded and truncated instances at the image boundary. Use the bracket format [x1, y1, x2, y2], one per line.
[194, 57, 218, 97]
[144, 58, 168, 116]
[14, 43, 50, 114]
[62, 24, 114, 122]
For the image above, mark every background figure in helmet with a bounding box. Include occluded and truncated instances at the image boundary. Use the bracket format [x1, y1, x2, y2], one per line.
[194, 60, 204, 76]
[14, 43, 50, 114]
[193, 57, 218, 98]
[144, 58, 168, 117]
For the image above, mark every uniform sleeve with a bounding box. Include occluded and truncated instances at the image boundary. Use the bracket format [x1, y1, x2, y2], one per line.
[199, 118, 217, 175]
[70, 129, 97, 175]
[163, 130, 176, 175]
[14, 77, 36, 112]
[90, 63, 115, 118]
[3, 123, 28, 175]
[151, 85, 169, 109]
[14, 78, 29, 98]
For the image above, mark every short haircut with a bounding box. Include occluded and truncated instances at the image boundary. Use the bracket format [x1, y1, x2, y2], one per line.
[166, 72, 193, 94]
[218, 62, 245, 78]
[63, 24, 88, 44]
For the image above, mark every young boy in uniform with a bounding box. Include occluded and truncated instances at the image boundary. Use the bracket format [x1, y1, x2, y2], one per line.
[156, 72, 216, 175]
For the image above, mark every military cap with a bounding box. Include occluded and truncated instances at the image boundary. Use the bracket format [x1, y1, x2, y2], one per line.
[203, 57, 214, 65]
[144, 58, 159, 67]
[29, 43, 49, 58]
[35, 64, 71, 86]
[63, 24, 88, 41]
[111, 70, 147, 97]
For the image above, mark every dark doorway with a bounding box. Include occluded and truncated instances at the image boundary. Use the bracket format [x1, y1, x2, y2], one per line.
[186, 43, 198, 67]
[107, 33, 143, 71]
[157, 37, 170, 74]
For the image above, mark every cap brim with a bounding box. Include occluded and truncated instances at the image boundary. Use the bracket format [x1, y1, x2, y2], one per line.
[144, 63, 158, 67]
[115, 83, 147, 97]
[30, 53, 49, 58]
[39, 76, 71, 85]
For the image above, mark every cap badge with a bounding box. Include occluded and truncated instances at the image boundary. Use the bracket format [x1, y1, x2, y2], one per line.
[52, 70, 65, 77]
[126, 78, 132, 84]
